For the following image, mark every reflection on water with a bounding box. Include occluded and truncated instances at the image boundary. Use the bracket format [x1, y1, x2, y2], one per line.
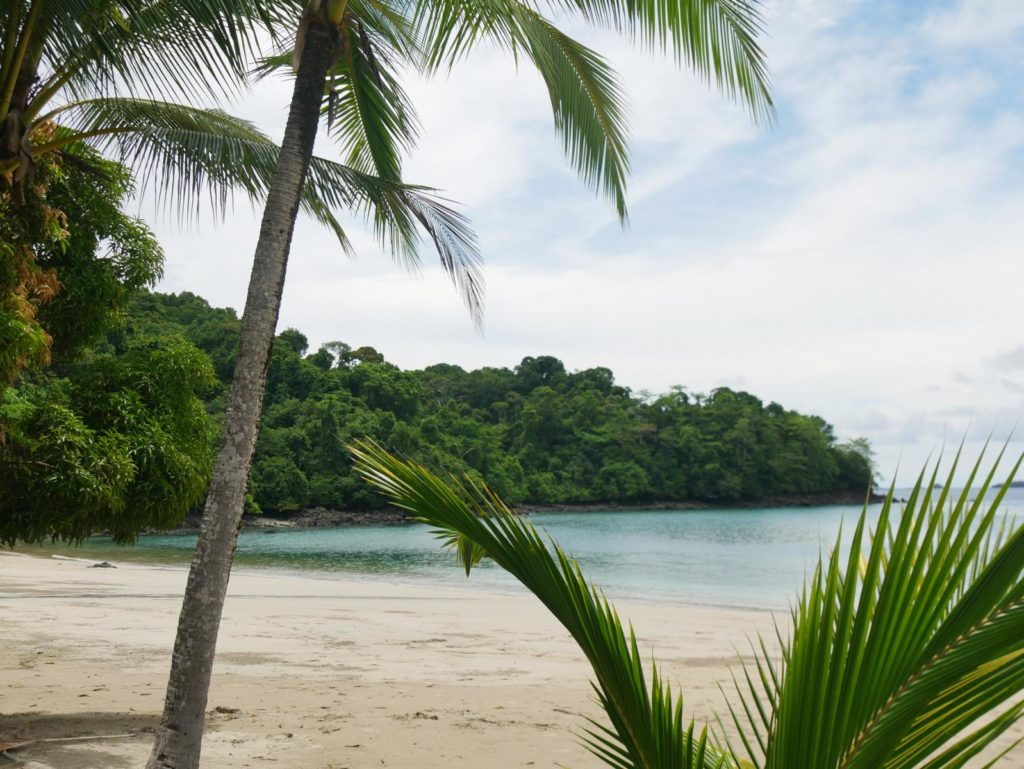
[27, 487, 1024, 610]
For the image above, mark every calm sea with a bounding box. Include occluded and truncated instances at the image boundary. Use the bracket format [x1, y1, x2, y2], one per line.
[31, 486, 1024, 611]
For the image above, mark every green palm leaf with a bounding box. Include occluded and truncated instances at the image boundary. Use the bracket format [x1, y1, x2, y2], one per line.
[353, 440, 1024, 769]
[351, 438, 733, 769]
[47, 97, 482, 319]
[9, 0, 299, 121]
[735, 447, 1024, 769]
[413, 0, 771, 219]
[511, 9, 630, 220]
[416, 0, 631, 218]
[327, 14, 418, 183]
[561, 0, 773, 123]
[259, 5, 421, 188]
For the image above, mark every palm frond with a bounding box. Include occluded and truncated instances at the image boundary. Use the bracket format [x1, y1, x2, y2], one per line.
[732, 446, 1024, 769]
[252, 9, 438, 238]
[558, 0, 774, 124]
[351, 439, 733, 769]
[354, 440, 1024, 769]
[417, 0, 772, 124]
[327, 14, 419, 184]
[514, 10, 630, 220]
[50, 97, 482, 320]
[416, 0, 631, 218]
[23, 0, 300, 116]
[307, 161, 486, 322]
[397, 188, 485, 325]
[348, 0, 424, 64]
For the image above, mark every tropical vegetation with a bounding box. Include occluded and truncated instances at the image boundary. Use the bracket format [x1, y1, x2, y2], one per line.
[0, 153, 215, 545]
[354, 440, 1024, 769]
[0, 0, 477, 545]
[0, 0, 477, 394]
[0, 280, 872, 546]
[116, 289, 874, 514]
[0, 339, 215, 545]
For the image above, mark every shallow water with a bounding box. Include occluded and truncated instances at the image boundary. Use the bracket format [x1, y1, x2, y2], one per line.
[30, 486, 1024, 610]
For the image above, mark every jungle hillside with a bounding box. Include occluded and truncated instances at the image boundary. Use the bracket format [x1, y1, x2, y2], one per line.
[108, 291, 873, 516]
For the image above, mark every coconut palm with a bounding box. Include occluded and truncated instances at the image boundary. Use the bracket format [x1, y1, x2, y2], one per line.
[0, 0, 479, 388]
[3, 8, 478, 765]
[353, 440, 1024, 769]
[146, 1, 773, 766]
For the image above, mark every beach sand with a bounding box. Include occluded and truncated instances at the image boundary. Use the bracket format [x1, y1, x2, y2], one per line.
[0, 550, 774, 768]
[4, 551, 1020, 768]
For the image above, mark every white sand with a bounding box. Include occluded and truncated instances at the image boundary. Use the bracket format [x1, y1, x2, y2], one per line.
[3, 550, 1018, 768]
[0, 550, 776, 768]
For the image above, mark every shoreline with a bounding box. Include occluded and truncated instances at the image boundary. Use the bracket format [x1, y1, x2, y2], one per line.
[5, 551, 1021, 767]
[514, 489, 882, 514]
[1, 551, 775, 769]
[162, 489, 883, 533]
[8, 546, 784, 614]
[3, 547, 780, 615]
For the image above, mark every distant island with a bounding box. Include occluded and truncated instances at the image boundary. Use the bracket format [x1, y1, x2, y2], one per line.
[95, 291, 875, 522]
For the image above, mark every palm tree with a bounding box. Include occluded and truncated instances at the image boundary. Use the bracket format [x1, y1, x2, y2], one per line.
[2, 8, 479, 764]
[1, 1, 308, 207]
[354, 441, 1024, 768]
[146, 1, 773, 766]
[0, 0, 476, 388]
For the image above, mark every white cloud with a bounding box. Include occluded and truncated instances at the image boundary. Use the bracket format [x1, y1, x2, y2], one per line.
[992, 346, 1024, 372]
[922, 0, 1024, 47]
[400, 46, 564, 207]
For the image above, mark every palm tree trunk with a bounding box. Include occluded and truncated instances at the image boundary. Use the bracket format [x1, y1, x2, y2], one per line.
[146, 19, 336, 769]
[2, 26, 45, 204]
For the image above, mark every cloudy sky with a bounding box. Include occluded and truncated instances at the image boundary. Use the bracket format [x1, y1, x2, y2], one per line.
[147, 0, 1024, 485]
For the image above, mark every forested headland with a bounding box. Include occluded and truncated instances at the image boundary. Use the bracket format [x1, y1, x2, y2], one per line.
[0, 138, 872, 538]
[114, 291, 874, 516]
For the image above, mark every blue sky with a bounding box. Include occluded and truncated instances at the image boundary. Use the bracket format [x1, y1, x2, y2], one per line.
[148, 0, 1024, 484]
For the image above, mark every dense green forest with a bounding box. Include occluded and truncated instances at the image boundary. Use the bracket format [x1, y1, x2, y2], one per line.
[0, 152, 214, 544]
[105, 291, 873, 514]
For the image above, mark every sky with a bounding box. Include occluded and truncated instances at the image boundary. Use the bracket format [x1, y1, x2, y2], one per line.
[145, 0, 1024, 485]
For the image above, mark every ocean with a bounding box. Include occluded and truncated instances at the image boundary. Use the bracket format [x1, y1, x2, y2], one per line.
[36, 485, 1024, 611]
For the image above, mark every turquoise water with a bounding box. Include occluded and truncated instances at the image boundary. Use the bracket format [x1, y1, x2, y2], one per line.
[47, 487, 1024, 610]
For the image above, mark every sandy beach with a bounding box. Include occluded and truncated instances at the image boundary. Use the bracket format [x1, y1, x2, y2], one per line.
[0, 550, 776, 768]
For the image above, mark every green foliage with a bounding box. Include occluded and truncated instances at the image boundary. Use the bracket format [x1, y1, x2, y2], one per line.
[2, 0, 485, 341]
[0, 134, 65, 388]
[124, 291, 873, 515]
[353, 442, 1024, 769]
[35, 145, 165, 361]
[732, 447, 1024, 769]
[413, 0, 773, 221]
[0, 146, 220, 546]
[251, 455, 309, 512]
[112, 291, 241, 381]
[0, 337, 216, 544]
[0, 138, 165, 397]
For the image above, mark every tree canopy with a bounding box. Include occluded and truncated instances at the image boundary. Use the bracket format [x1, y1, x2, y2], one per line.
[0, 156, 215, 544]
[0, 338, 215, 545]
[119, 290, 873, 515]
[0, 0, 484, 391]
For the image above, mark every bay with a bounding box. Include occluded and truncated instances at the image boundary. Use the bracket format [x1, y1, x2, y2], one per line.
[34, 486, 1024, 611]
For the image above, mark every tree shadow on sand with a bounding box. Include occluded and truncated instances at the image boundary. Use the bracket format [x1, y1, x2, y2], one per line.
[1, 711, 155, 769]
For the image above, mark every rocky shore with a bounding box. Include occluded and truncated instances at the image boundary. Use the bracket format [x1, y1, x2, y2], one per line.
[163, 506, 413, 533]
[248, 506, 412, 529]
[515, 490, 884, 514]
[162, 490, 882, 533]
